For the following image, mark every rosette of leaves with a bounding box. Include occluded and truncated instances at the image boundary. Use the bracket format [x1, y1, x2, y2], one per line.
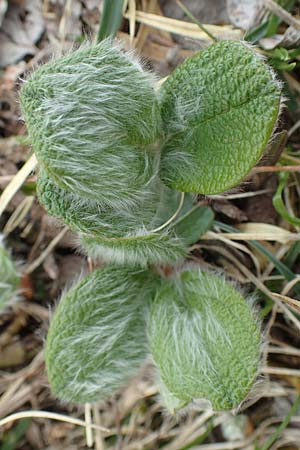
[20, 38, 281, 411]
[0, 240, 20, 310]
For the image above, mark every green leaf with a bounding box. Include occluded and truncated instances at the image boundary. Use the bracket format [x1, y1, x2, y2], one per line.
[148, 269, 261, 411]
[36, 168, 162, 237]
[159, 40, 281, 194]
[150, 191, 214, 246]
[150, 188, 194, 228]
[20, 40, 161, 210]
[174, 205, 214, 245]
[97, 0, 124, 42]
[158, 375, 188, 414]
[46, 266, 159, 403]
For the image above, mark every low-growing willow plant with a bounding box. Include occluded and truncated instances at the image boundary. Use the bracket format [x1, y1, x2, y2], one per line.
[20, 39, 281, 412]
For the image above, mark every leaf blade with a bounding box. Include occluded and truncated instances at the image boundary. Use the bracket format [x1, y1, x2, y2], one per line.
[148, 269, 261, 411]
[159, 40, 281, 194]
[45, 266, 158, 403]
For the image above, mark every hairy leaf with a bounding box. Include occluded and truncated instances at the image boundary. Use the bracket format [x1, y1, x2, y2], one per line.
[159, 40, 281, 194]
[78, 194, 212, 267]
[38, 169, 211, 267]
[45, 266, 158, 403]
[148, 269, 261, 411]
[20, 40, 161, 209]
[37, 169, 187, 266]
[37, 168, 162, 237]
[158, 375, 188, 414]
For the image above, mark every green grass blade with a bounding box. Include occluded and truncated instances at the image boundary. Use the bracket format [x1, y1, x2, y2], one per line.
[272, 172, 300, 227]
[258, 394, 300, 450]
[97, 0, 124, 42]
[245, 0, 295, 42]
[283, 241, 300, 268]
[176, 0, 217, 42]
[0, 419, 31, 450]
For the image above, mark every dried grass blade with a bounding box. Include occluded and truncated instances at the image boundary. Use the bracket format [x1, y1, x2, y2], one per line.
[0, 410, 110, 432]
[123, 11, 242, 40]
[0, 154, 37, 219]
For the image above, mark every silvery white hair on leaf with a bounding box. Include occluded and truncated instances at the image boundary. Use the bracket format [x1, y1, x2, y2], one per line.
[20, 39, 162, 210]
[148, 268, 262, 412]
[79, 231, 186, 268]
[158, 40, 281, 195]
[45, 266, 160, 403]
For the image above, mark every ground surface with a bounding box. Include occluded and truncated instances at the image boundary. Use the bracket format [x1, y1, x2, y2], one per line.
[0, 1, 300, 449]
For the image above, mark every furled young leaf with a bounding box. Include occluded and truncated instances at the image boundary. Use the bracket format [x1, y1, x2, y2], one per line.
[159, 40, 281, 194]
[20, 40, 161, 209]
[45, 266, 159, 403]
[0, 241, 19, 310]
[149, 190, 214, 246]
[148, 269, 261, 411]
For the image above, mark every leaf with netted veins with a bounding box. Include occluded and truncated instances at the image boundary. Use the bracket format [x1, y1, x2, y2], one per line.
[159, 40, 281, 194]
[148, 269, 261, 411]
[46, 266, 159, 403]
